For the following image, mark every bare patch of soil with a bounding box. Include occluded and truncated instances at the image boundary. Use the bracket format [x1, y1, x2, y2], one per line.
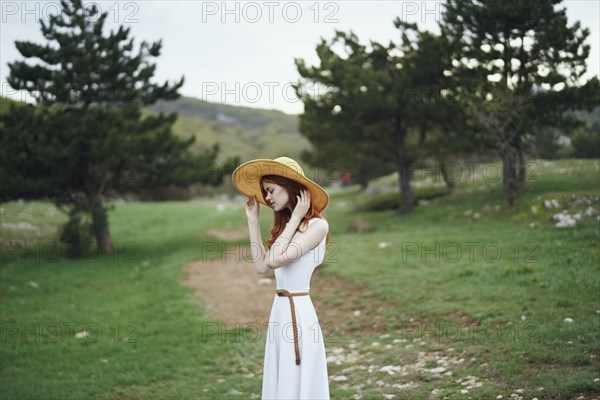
[179, 245, 390, 336]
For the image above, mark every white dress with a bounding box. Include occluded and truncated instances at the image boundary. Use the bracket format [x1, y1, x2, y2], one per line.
[261, 217, 330, 400]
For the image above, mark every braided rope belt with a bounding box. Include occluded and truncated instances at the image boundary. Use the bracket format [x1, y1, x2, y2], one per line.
[276, 289, 310, 365]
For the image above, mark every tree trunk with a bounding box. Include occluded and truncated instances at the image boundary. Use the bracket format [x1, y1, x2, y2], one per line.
[87, 190, 115, 254]
[394, 118, 414, 214]
[397, 156, 414, 213]
[499, 140, 519, 207]
[515, 135, 527, 190]
[440, 160, 456, 189]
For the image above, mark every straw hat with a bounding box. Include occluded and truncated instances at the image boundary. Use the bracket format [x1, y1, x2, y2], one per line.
[232, 156, 329, 212]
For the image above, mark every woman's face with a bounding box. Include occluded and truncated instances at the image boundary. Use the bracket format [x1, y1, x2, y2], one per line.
[262, 181, 291, 212]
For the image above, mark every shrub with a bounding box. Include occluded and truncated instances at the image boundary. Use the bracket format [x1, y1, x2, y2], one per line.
[59, 207, 94, 259]
[571, 125, 600, 158]
[355, 187, 452, 212]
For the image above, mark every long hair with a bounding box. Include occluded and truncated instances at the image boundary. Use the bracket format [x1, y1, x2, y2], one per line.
[259, 175, 330, 250]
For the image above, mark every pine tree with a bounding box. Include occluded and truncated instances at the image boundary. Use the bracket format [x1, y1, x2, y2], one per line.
[295, 23, 455, 213]
[3, 0, 231, 255]
[440, 0, 599, 205]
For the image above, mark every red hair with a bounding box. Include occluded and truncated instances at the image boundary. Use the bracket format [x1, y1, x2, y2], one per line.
[259, 175, 330, 250]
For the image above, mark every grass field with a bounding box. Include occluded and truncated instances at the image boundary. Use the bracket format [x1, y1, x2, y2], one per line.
[1, 158, 599, 399]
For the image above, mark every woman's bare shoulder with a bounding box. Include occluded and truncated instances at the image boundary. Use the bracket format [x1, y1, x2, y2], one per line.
[309, 217, 329, 229]
[299, 217, 328, 233]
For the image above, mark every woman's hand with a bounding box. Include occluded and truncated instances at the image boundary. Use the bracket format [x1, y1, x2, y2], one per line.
[246, 195, 260, 221]
[291, 189, 311, 220]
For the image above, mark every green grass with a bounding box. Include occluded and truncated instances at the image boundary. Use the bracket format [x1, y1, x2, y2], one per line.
[1, 158, 599, 399]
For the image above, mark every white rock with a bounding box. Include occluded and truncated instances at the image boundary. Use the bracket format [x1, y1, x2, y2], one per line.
[28, 281, 40, 289]
[530, 206, 538, 214]
[521, 315, 527, 321]
[515, 389, 524, 393]
[371, 342, 380, 347]
[333, 375, 348, 382]
[380, 365, 401, 375]
[393, 339, 407, 344]
[353, 310, 361, 317]
[460, 389, 469, 394]
[378, 242, 390, 249]
[391, 381, 415, 389]
[227, 389, 242, 396]
[429, 366, 446, 374]
[326, 356, 338, 363]
[529, 222, 536, 228]
[75, 331, 89, 339]
[554, 212, 576, 228]
[383, 394, 396, 399]
[497, 396, 503, 399]
[564, 317, 574, 323]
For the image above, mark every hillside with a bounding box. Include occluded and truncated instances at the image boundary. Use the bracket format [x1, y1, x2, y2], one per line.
[150, 97, 313, 163]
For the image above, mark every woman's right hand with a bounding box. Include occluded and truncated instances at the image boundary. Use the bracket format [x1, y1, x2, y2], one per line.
[246, 195, 260, 221]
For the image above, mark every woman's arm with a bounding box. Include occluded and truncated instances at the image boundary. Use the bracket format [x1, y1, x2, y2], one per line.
[247, 214, 304, 273]
[247, 216, 269, 274]
[245, 195, 270, 274]
[265, 217, 328, 269]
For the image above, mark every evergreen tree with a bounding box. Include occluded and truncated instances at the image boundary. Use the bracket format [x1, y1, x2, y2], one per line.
[2, 0, 232, 255]
[440, 0, 599, 205]
[296, 23, 455, 213]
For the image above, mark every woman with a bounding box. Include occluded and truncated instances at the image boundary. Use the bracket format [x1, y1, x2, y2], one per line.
[232, 156, 331, 400]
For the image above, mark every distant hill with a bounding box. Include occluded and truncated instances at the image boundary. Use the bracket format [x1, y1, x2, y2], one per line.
[150, 97, 313, 163]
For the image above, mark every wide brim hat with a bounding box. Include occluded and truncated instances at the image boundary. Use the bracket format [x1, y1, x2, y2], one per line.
[232, 156, 329, 212]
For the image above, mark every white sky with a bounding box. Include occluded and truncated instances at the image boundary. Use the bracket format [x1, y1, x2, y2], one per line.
[1, 0, 598, 115]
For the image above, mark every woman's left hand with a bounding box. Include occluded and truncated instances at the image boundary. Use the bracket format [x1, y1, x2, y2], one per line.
[291, 189, 311, 220]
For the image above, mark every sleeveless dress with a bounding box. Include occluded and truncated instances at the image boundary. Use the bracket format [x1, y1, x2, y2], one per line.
[261, 217, 330, 400]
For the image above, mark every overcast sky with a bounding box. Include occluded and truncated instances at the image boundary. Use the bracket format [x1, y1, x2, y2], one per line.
[1, 0, 598, 115]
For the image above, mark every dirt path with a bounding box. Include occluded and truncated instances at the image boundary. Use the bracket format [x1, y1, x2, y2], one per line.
[179, 229, 388, 335]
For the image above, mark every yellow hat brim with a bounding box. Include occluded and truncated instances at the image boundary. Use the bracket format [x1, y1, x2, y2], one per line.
[232, 159, 330, 212]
